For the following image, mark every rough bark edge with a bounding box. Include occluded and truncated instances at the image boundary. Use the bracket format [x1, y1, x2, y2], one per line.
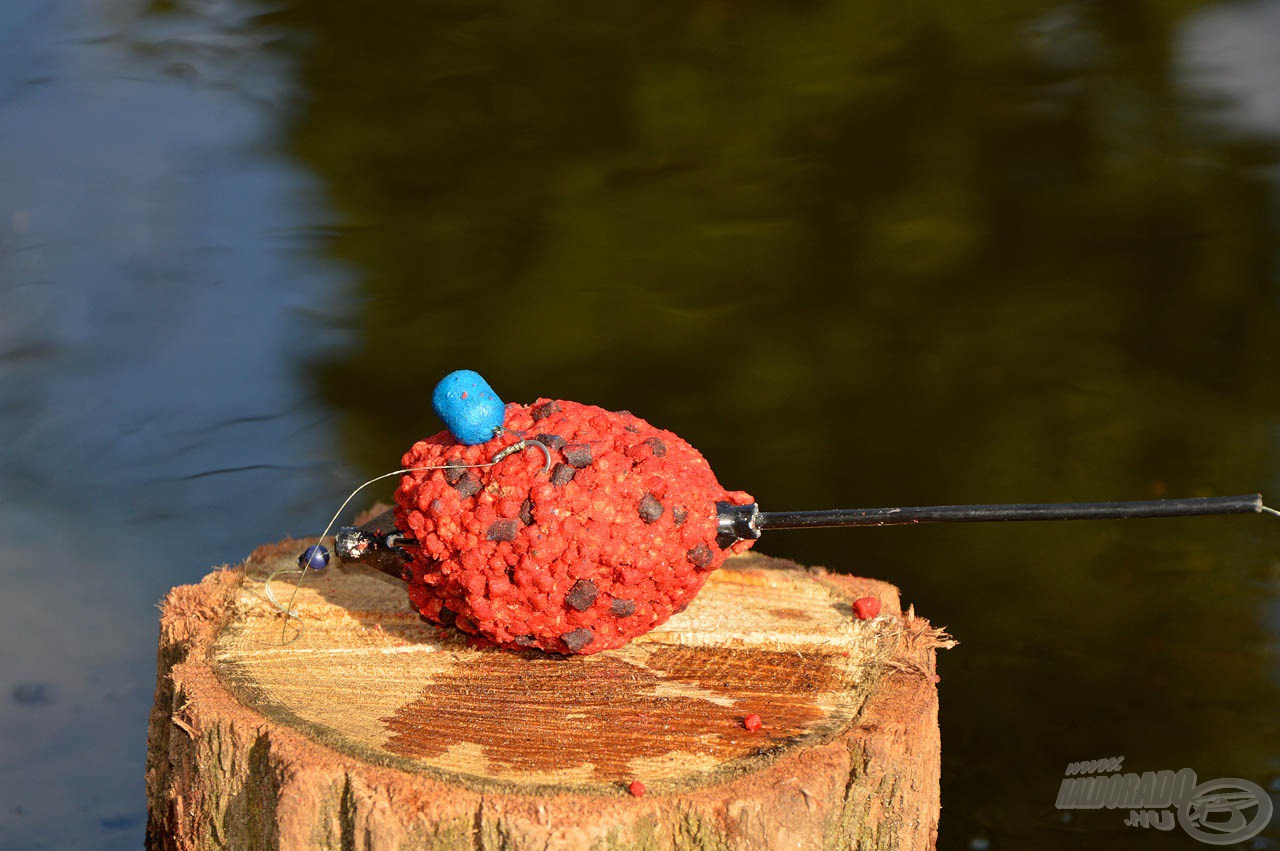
[146, 543, 951, 851]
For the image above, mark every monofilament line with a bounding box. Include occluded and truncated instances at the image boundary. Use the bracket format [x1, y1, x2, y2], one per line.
[267, 439, 550, 643]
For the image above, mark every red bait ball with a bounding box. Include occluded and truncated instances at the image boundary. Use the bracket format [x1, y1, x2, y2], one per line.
[628, 780, 647, 798]
[852, 596, 881, 621]
[393, 399, 755, 654]
[742, 713, 764, 732]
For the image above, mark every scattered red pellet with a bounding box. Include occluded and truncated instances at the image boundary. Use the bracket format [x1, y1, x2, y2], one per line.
[852, 596, 881, 620]
[394, 399, 756, 654]
[743, 713, 763, 732]
[628, 780, 647, 797]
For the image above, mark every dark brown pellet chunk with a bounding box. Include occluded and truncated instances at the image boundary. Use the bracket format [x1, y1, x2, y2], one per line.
[535, 433, 566, 451]
[487, 519, 520, 542]
[644, 437, 668, 457]
[453, 472, 481, 498]
[531, 400, 560, 421]
[443, 459, 466, 485]
[518, 497, 535, 526]
[565, 579, 598, 612]
[638, 494, 664, 524]
[514, 635, 537, 647]
[561, 627, 594, 652]
[610, 598, 636, 617]
[564, 444, 593, 468]
[672, 506, 688, 527]
[688, 544, 715, 570]
[550, 463, 576, 486]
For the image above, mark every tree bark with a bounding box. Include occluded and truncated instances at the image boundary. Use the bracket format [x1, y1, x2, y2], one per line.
[146, 539, 953, 850]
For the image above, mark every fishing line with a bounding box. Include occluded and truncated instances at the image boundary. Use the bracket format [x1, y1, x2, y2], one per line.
[264, 434, 550, 644]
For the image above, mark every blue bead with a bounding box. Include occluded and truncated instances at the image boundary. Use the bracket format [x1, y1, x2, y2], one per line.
[432, 370, 506, 445]
[298, 544, 329, 571]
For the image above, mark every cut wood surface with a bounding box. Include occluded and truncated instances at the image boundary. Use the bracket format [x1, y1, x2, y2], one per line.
[146, 537, 953, 851]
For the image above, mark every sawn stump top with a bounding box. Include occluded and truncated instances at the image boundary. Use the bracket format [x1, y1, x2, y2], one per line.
[212, 547, 906, 797]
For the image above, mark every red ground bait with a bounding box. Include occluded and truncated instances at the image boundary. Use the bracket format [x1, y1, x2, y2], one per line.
[743, 713, 763, 732]
[394, 399, 755, 654]
[628, 780, 647, 798]
[852, 596, 881, 621]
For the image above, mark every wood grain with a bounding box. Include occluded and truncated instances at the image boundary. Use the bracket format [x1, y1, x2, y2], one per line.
[146, 540, 953, 850]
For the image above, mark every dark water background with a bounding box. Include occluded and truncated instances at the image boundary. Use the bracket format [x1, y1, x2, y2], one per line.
[1, 0, 1278, 848]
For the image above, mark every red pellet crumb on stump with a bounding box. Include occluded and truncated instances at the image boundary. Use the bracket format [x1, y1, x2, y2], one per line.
[628, 780, 646, 798]
[852, 596, 881, 621]
[394, 399, 755, 655]
[743, 713, 763, 732]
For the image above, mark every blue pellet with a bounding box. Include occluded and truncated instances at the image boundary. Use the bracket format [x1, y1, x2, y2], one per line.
[432, 369, 505, 445]
[298, 544, 330, 571]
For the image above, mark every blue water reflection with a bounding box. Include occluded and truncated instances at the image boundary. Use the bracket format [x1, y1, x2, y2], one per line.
[0, 2, 350, 847]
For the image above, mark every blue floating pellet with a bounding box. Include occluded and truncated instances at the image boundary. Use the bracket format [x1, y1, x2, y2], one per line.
[298, 544, 329, 571]
[432, 370, 506, 445]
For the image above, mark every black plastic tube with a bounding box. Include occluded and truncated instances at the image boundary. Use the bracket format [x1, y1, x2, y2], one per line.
[755, 494, 1265, 530]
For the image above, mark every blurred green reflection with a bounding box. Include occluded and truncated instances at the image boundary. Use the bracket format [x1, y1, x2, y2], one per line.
[273, 1, 1279, 846]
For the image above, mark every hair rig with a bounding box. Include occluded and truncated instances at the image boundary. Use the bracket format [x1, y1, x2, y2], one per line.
[277, 370, 1278, 654]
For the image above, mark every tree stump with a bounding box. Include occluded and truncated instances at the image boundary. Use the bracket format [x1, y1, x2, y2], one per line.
[146, 539, 953, 851]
